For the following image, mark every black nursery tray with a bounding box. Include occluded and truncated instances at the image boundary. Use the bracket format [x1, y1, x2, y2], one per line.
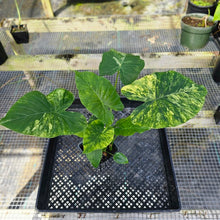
[37, 101, 180, 212]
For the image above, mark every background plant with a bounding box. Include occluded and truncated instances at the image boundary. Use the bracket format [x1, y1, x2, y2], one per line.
[0, 49, 207, 168]
[213, 2, 220, 21]
[14, 0, 22, 27]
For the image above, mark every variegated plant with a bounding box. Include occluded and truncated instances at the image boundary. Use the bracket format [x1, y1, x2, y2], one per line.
[0, 49, 207, 167]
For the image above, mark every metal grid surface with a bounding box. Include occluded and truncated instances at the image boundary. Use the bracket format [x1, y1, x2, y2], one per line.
[0, 130, 48, 209]
[0, 66, 220, 219]
[24, 30, 218, 55]
[167, 128, 220, 209]
[1, 29, 219, 56]
[0, 16, 220, 218]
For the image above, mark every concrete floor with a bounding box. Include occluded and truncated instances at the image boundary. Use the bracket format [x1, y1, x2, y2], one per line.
[0, 0, 44, 20]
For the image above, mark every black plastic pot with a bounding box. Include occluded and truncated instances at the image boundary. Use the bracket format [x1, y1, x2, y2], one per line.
[0, 41, 8, 65]
[212, 56, 220, 82]
[10, 24, 29, 44]
[214, 106, 220, 124]
[212, 21, 220, 38]
[187, 0, 218, 16]
[78, 142, 118, 164]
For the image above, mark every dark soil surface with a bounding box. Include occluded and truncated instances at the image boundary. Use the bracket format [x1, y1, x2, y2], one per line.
[182, 16, 214, 27]
[11, 24, 28, 33]
[78, 142, 118, 164]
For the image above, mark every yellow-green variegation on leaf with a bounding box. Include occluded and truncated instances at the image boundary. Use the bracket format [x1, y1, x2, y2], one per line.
[83, 119, 114, 154]
[114, 116, 149, 136]
[121, 71, 207, 129]
[0, 89, 87, 138]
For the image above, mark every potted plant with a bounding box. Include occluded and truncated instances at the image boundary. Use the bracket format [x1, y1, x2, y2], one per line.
[10, 0, 29, 44]
[0, 41, 8, 65]
[180, 13, 215, 49]
[187, 0, 218, 15]
[0, 49, 207, 168]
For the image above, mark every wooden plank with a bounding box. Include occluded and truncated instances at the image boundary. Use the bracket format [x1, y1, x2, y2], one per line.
[4, 30, 37, 89]
[41, 0, 54, 18]
[1, 15, 182, 33]
[0, 52, 218, 72]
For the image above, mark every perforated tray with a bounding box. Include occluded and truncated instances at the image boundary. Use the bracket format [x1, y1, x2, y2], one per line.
[36, 101, 180, 212]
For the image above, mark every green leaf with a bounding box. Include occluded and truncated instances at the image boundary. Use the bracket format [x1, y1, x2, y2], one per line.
[0, 89, 87, 138]
[214, 3, 220, 21]
[113, 152, 128, 164]
[99, 49, 145, 85]
[75, 71, 124, 125]
[86, 149, 102, 168]
[83, 119, 114, 154]
[74, 130, 85, 138]
[114, 116, 149, 136]
[46, 88, 73, 110]
[121, 71, 207, 128]
[88, 115, 97, 123]
[75, 115, 98, 138]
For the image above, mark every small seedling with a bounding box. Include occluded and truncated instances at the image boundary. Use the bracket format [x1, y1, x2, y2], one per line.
[10, 0, 29, 44]
[14, 0, 22, 29]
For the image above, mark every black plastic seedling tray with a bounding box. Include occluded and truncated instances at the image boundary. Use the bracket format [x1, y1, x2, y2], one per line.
[37, 100, 180, 212]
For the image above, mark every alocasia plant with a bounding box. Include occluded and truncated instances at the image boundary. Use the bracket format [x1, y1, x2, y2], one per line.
[0, 49, 207, 168]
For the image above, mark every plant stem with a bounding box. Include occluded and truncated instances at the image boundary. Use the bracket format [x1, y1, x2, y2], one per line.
[114, 71, 120, 89]
[104, 135, 118, 152]
[111, 135, 118, 147]
[109, 143, 113, 152]
[189, 15, 210, 27]
[14, 0, 21, 27]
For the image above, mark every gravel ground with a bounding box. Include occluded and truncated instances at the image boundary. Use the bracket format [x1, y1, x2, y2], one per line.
[0, 0, 186, 21]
